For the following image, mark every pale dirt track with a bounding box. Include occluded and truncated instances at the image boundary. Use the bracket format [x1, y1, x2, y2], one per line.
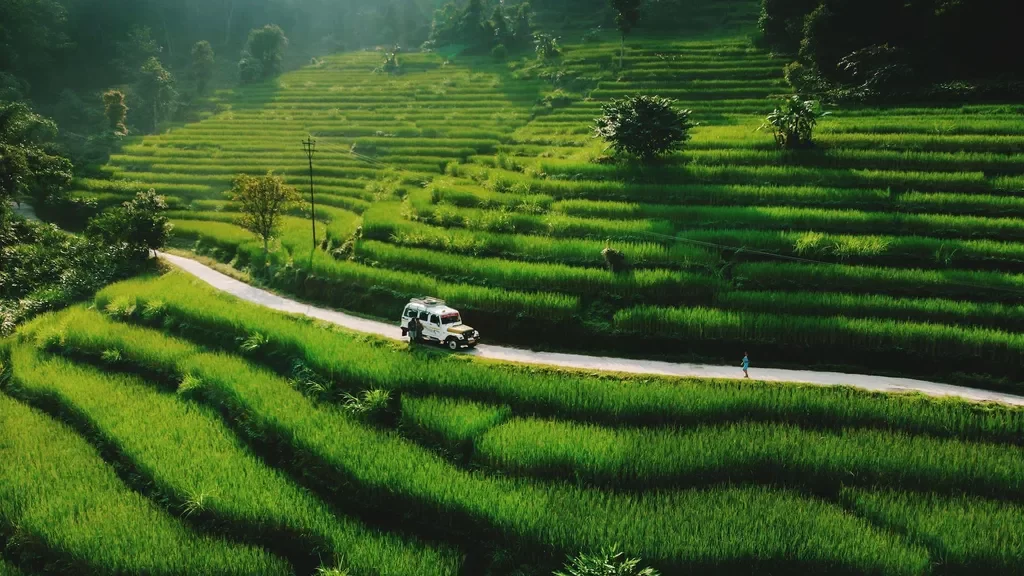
[160, 252, 1024, 406]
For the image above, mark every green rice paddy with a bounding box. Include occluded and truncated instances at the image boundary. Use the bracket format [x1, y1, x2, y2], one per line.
[67, 20, 1024, 386]
[2, 271, 1024, 574]
[8, 2, 1023, 572]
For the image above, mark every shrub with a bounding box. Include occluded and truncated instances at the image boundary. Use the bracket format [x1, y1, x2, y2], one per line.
[593, 95, 695, 161]
[759, 95, 827, 149]
[85, 189, 171, 261]
[534, 33, 561, 60]
[555, 545, 659, 576]
[491, 44, 508, 61]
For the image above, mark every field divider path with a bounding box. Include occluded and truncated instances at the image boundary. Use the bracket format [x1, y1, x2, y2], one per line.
[159, 252, 1024, 407]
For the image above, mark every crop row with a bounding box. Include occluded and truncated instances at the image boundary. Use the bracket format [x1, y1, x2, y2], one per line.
[0, 389, 287, 575]
[33, 306, 933, 575]
[613, 305, 1024, 384]
[93, 271, 1024, 444]
[6, 330, 456, 576]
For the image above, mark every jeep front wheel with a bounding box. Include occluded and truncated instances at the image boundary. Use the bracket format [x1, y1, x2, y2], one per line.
[446, 338, 460, 351]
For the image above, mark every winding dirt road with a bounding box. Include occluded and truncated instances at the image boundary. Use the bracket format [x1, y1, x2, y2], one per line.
[160, 252, 1024, 406]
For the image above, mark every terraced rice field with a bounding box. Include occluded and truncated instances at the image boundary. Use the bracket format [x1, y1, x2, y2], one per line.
[2, 271, 1024, 574]
[74, 10, 1024, 389]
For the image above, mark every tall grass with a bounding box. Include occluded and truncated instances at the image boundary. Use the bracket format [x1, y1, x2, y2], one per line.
[401, 396, 511, 456]
[716, 290, 1024, 333]
[734, 261, 1024, 305]
[10, 319, 459, 576]
[0, 391, 289, 575]
[842, 488, 1024, 575]
[474, 417, 1024, 499]
[613, 305, 1024, 383]
[363, 204, 716, 269]
[92, 273, 1024, 444]
[42, 309, 930, 575]
[356, 240, 721, 305]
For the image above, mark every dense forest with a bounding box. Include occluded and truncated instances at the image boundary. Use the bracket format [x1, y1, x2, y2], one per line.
[759, 0, 1023, 101]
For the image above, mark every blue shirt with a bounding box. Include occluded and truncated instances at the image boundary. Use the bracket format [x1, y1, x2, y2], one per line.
[742, 356, 749, 368]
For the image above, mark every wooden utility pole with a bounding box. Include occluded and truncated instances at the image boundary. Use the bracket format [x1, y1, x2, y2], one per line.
[302, 136, 317, 252]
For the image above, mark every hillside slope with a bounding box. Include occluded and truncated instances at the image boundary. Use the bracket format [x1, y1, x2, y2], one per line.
[78, 23, 1024, 388]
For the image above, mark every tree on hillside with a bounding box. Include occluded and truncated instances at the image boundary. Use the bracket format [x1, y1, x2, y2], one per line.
[115, 26, 162, 81]
[0, 101, 73, 207]
[491, 5, 511, 46]
[594, 95, 695, 161]
[190, 40, 216, 95]
[230, 171, 301, 254]
[102, 90, 128, 135]
[86, 189, 170, 262]
[241, 24, 288, 83]
[610, 0, 642, 68]
[136, 56, 175, 131]
[512, 3, 533, 48]
[0, 0, 70, 96]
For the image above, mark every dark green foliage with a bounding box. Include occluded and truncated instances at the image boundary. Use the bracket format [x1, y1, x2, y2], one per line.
[594, 95, 695, 160]
[490, 5, 511, 46]
[533, 33, 561, 60]
[0, 100, 72, 206]
[0, 0, 70, 95]
[759, 96, 826, 149]
[762, 0, 1024, 100]
[102, 90, 128, 135]
[115, 26, 162, 82]
[513, 3, 533, 48]
[136, 56, 175, 131]
[241, 24, 288, 82]
[555, 545, 660, 576]
[0, 209, 155, 336]
[427, 0, 531, 52]
[758, 0, 818, 54]
[190, 41, 215, 95]
[610, 0, 643, 36]
[609, 0, 642, 66]
[86, 189, 171, 262]
[376, 51, 401, 75]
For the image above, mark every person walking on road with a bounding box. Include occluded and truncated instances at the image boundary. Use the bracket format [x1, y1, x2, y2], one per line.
[407, 316, 421, 345]
[742, 352, 750, 378]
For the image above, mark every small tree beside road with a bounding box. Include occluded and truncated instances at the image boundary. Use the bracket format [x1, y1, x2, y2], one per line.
[230, 171, 301, 253]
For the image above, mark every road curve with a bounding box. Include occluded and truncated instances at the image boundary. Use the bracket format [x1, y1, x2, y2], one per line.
[160, 252, 1024, 407]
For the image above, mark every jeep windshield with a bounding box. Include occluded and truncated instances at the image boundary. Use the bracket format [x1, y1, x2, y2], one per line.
[441, 313, 461, 325]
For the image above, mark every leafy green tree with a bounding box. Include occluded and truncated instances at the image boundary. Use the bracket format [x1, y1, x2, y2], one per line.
[190, 40, 216, 94]
[0, 0, 70, 96]
[610, 0, 642, 67]
[555, 545, 660, 576]
[512, 3, 533, 48]
[533, 33, 561, 60]
[0, 101, 72, 207]
[102, 90, 128, 135]
[760, 95, 827, 148]
[490, 5, 511, 45]
[136, 56, 175, 132]
[230, 171, 301, 253]
[594, 95, 695, 161]
[86, 189, 170, 261]
[243, 24, 288, 81]
[115, 26, 162, 81]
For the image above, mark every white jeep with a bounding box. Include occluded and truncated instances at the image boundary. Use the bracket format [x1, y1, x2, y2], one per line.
[400, 297, 480, 350]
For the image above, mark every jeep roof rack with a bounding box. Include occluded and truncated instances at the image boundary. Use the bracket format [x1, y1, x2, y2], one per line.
[410, 297, 446, 307]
